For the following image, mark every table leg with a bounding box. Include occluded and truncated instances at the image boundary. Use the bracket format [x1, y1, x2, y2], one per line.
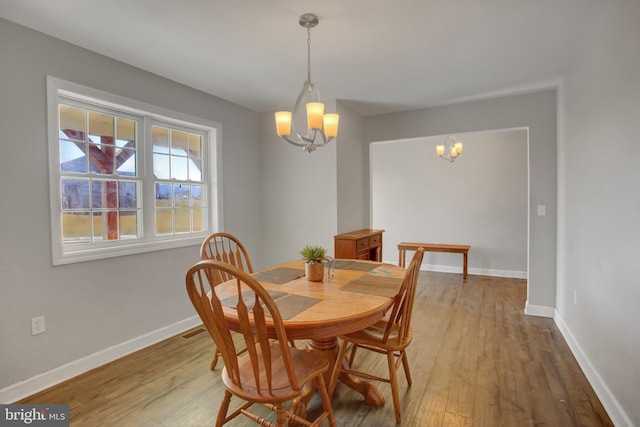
[309, 338, 385, 406]
[336, 363, 386, 405]
[463, 252, 468, 279]
[288, 337, 385, 425]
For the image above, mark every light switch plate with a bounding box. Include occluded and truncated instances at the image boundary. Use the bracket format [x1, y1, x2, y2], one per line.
[537, 205, 546, 216]
[31, 315, 46, 335]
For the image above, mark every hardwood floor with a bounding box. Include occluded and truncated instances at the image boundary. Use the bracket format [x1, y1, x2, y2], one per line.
[19, 272, 612, 426]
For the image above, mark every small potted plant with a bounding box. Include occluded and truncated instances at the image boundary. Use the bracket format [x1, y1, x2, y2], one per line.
[300, 244, 327, 282]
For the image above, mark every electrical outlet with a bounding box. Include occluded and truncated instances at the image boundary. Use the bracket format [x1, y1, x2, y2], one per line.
[31, 315, 46, 335]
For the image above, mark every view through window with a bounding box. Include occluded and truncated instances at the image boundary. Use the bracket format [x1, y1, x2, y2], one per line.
[48, 77, 220, 264]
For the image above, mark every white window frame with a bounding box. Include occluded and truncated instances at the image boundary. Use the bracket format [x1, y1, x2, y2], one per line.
[47, 76, 222, 265]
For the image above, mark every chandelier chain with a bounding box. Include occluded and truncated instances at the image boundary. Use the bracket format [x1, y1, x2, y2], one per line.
[306, 26, 312, 85]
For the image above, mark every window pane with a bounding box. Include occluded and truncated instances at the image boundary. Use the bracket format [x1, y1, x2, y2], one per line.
[119, 181, 138, 209]
[156, 209, 173, 234]
[189, 158, 202, 181]
[174, 184, 189, 207]
[59, 105, 86, 140]
[119, 210, 138, 239]
[155, 183, 172, 208]
[116, 149, 136, 176]
[91, 180, 118, 209]
[171, 156, 188, 180]
[152, 126, 169, 152]
[60, 140, 87, 173]
[93, 211, 119, 241]
[89, 111, 114, 143]
[192, 208, 203, 232]
[171, 130, 188, 155]
[188, 134, 202, 181]
[192, 185, 203, 207]
[116, 118, 135, 149]
[153, 153, 170, 179]
[94, 143, 116, 175]
[62, 212, 91, 242]
[61, 179, 90, 209]
[189, 134, 201, 157]
[175, 209, 190, 233]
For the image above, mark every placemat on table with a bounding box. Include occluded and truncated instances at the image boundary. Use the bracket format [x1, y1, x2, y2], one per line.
[333, 260, 379, 272]
[341, 274, 404, 297]
[275, 293, 321, 319]
[221, 290, 320, 320]
[252, 267, 304, 284]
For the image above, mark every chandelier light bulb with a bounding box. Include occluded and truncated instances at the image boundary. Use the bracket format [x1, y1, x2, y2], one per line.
[274, 111, 292, 137]
[306, 102, 325, 129]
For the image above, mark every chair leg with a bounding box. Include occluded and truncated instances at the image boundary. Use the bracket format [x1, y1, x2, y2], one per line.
[275, 403, 288, 426]
[329, 339, 350, 397]
[401, 350, 412, 386]
[210, 348, 220, 370]
[387, 351, 402, 424]
[316, 374, 337, 427]
[348, 343, 360, 367]
[215, 389, 232, 427]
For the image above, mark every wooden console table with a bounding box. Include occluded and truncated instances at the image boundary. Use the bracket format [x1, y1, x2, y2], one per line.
[334, 229, 384, 262]
[397, 242, 470, 279]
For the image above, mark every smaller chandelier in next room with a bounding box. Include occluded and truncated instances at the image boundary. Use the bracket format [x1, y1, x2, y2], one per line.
[274, 13, 339, 153]
[436, 136, 463, 162]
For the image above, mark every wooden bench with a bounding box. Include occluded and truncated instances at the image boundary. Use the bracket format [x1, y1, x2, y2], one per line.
[397, 242, 470, 279]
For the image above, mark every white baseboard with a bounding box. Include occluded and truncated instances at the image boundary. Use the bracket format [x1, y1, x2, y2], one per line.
[524, 301, 555, 318]
[383, 259, 527, 279]
[467, 266, 527, 279]
[554, 310, 634, 427]
[422, 263, 527, 279]
[0, 315, 202, 404]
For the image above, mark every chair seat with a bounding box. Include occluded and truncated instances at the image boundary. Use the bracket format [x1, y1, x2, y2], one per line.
[342, 320, 413, 351]
[222, 341, 329, 403]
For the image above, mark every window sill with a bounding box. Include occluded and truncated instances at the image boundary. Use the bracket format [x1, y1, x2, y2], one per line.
[52, 234, 207, 265]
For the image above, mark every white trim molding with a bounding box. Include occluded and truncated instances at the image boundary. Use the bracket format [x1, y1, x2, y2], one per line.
[0, 316, 202, 404]
[383, 260, 527, 280]
[524, 301, 555, 318]
[554, 310, 634, 427]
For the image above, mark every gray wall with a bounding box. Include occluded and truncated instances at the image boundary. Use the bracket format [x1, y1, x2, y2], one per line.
[364, 91, 558, 311]
[558, 1, 640, 425]
[371, 130, 528, 276]
[259, 99, 338, 268]
[0, 18, 262, 393]
[336, 102, 369, 234]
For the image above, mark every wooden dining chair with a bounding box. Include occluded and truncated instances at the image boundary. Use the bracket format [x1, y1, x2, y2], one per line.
[186, 260, 337, 427]
[329, 247, 424, 424]
[201, 232, 254, 276]
[200, 232, 254, 370]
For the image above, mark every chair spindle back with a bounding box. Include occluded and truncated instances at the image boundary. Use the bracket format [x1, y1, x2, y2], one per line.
[382, 247, 424, 343]
[200, 232, 254, 283]
[186, 260, 299, 394]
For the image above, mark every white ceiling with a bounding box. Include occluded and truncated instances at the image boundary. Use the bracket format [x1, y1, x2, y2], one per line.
[0, 0, 607, 116]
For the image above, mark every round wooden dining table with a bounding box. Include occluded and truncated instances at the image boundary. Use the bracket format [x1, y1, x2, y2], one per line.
[214, 258, 407, 419]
